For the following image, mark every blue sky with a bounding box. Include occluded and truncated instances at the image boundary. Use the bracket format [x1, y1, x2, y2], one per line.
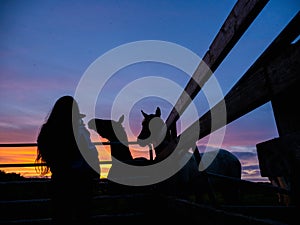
[0, 0, 299, 180]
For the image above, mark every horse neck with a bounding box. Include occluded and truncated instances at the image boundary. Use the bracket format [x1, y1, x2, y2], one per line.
[153, 128, 172, 157]
[110, 143, 132, 159]
[109, 126, 133, 161]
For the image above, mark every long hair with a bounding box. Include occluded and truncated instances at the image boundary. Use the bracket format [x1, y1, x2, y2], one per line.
[35, 96, 82, 175]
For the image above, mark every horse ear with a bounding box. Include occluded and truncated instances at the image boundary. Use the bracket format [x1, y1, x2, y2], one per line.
[155, 107, 161, 117]
[118, 115, 124, 124]
[141, 110, 147, 118]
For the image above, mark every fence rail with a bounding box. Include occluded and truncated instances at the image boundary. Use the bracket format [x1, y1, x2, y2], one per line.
[0, 141, 139, 147]
[0, 141, 143, 168]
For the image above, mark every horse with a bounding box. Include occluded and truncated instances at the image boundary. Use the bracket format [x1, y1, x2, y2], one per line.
[87, 115, 149, 181]
[136, 107, 242, 203]
[88, 114, 196, 196]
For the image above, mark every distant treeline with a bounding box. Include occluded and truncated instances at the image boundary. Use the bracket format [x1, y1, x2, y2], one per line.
[0, 170, 26, 181]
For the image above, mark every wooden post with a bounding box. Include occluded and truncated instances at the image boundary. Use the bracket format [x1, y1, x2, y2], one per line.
[257, 133, 300, 206]
[255, 12, 300, 207]
[268, 80, 300, 206]
[148, 144, 154, 161]
[271, 81, 300, 137]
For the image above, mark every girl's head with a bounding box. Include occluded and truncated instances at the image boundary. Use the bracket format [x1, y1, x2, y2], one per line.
[46, 95, 85, 125]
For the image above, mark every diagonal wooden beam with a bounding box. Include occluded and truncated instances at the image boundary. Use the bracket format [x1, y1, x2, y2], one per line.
[165, 0, 269, 130]
[189, 11, 300, 142]
[193, 42, 299, 142]
[157, 11, 300, 161]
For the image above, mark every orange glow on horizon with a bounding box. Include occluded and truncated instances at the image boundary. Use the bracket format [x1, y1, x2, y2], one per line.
[0, 138, 151, 179]
[0, 145, 112, 179]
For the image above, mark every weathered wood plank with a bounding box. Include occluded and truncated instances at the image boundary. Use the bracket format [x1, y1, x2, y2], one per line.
[156, 11, 300, 160]
[179, 42, 299, 150]
[165, 0, 269, 130]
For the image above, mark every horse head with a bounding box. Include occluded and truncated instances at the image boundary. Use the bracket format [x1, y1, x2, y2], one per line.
[137, 107, 170, 152]
[88, 115, 134, 164]
[88, 115, 126, 143]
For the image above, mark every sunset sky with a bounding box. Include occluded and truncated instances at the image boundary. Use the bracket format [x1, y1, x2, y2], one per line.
[0, 0, 299, 181]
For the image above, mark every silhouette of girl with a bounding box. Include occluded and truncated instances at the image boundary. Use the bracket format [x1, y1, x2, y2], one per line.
[35, 95, 100, 225]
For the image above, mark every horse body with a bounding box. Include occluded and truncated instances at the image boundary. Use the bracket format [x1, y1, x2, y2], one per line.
[200, 149, 241, 178]
[137, 107, 242, 202]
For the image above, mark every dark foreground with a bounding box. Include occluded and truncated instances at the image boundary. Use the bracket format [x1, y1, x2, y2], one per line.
[0, 178, 296, 225]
